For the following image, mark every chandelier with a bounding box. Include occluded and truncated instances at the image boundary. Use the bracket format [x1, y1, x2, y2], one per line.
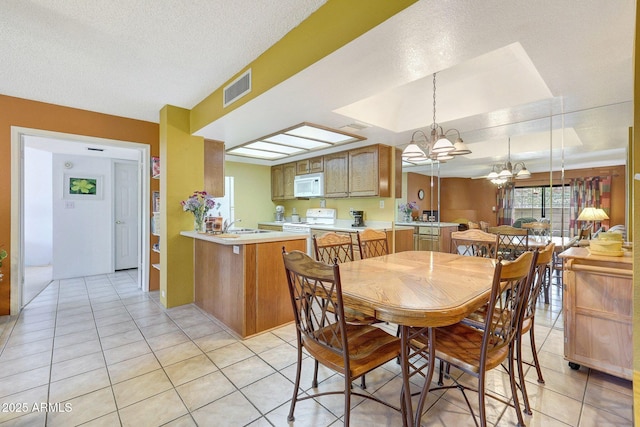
[402, 73, 472, 163]
[487, 137, 531, 185]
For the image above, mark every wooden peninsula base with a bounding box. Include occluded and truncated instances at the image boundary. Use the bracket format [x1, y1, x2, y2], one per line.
[182, 231, 306, 338]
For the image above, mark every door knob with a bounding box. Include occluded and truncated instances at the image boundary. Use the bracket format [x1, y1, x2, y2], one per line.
[116, 220, 124, 224]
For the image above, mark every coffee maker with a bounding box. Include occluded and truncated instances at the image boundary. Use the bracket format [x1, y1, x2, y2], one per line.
[351, 210, 365, 227]
[275, 205, 285, 222]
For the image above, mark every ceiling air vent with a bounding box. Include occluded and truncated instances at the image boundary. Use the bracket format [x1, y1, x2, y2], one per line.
[223, 69, 252, 107]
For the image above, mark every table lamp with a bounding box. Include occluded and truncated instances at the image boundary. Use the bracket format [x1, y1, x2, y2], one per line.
[577, 207, 609, 236]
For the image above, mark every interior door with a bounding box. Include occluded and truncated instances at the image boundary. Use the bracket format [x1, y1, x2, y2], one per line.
[114, 162, 138, 270]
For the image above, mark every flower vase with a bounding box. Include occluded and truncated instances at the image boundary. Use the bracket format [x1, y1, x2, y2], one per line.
[404, 214, 412, 223]
[194, 213, 206, 233]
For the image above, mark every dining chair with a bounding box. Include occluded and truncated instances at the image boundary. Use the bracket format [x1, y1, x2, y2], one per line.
[522, 221, 550, 237]
[488, 225, 529, 261]
[313, 231, 377, 388]
[479, 221, 490, 232]
[313, 232, 354, 264]
[281, 249, 401, 426]
[356, 228, 389, 259]
[413, 251, 537, 427]
[515, 243, 554, 415]
[450, 229, 499, 258]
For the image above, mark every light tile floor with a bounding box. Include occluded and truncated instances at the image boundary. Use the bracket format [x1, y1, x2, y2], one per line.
[0, 270, 632, 426]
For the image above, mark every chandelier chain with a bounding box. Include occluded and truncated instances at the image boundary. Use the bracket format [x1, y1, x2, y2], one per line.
[432, 73, 437, 130]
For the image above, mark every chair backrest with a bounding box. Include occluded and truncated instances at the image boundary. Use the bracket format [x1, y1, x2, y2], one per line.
[579, 226, 591, 240]
[522, 221, 550, 236]
[482, 251, 537, 358]
[488, 225, 529, 261]
[313, 232, 354, 264]
[522, 243, 554, 324]
[357, 229, 389, 259]
[450, 229, 499, 258]
[468, 221, 481, 230]
[479, 221, 490, 232]
[282, 250, 349, 362]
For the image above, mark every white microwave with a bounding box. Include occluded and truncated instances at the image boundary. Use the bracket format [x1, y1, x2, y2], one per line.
[294, 173, 324, 198]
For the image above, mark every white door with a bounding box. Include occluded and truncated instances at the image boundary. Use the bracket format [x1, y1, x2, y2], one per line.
[114, 162, 138, 270]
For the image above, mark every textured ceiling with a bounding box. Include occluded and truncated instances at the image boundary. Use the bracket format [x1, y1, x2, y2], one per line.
[2, 0, 635, 178]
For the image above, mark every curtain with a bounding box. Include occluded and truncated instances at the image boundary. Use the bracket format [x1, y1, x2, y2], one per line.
[569, 176, 611, 236]
[496, 183, 514, 225]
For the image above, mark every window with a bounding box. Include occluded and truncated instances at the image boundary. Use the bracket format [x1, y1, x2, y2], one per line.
[513, 185, 571, 236]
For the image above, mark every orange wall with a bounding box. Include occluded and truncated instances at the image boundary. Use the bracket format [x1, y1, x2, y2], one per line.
[0, 95, 159, 314]
[407, 164, 627, 227]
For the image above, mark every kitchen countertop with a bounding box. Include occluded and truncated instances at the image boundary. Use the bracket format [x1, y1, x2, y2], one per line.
[180, 230, 307, 245]
[258, 220, 414, 233]
[395, 221, 461, 228]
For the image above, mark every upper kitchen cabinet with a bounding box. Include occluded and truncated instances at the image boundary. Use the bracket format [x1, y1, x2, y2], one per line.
[348, 145, 393, 197]
[324, 152, 349, 198]
[296, 156, 323, 175]
[271, 162, 296, 200]
[204, 139, 225, 196]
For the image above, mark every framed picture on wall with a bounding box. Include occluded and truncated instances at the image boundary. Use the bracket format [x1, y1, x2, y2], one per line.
[64, 174, 103, 200]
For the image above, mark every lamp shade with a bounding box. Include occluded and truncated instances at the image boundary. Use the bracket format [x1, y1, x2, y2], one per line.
[498, 166, 513, 178]
[431, 137, 455, 153]
[402, 142, 426, 159]
[515, 167, 531, 179]
[450, 140, 471, 155]
[577, 207, 609, 221]
[487, 171, 499, 179]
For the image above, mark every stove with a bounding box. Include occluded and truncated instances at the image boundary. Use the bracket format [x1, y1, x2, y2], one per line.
[282, 208, 336, 254]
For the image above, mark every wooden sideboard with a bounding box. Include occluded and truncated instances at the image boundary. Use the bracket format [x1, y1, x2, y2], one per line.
[560, 247, 632, 380]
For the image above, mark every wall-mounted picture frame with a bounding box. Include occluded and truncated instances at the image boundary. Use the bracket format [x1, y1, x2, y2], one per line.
[64, 174, 103, 200]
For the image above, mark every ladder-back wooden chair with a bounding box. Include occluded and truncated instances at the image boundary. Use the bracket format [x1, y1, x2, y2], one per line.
[282, 249, 400, 426]
[516, 243, 554, 415]
[450, 229, 499, 259]
[488, 225, 529, 261]
[356, 228, 389, 259]
[412, 251, 537, 427]
[313, 232, 354, 264]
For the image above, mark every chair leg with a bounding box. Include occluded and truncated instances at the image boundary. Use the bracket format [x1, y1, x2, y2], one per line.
[516, 333, 532, 415]
[288, 345, 304, 422]
[508, 344, 527, 427]
[344, 373, 352, 427]
[438, 359, 445, 386]
[529, 323, 545, 384]
[478, 370, 487, 427]
[312, 359, 319, 388]
[360, 374, 367, 389]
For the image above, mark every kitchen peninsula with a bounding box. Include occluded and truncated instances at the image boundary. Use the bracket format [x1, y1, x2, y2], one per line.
[180, 230, 306, 338]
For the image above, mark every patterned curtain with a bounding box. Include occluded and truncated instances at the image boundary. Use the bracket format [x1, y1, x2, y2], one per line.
[569, 176, 611, 236]
[496, 183, 515, 225]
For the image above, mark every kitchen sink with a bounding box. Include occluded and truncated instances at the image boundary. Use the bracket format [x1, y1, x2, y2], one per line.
[229, 228, 271, 234]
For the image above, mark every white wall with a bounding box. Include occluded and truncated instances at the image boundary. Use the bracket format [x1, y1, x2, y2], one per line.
[24, 147, 53, 266]
[52, 154, 113, 279]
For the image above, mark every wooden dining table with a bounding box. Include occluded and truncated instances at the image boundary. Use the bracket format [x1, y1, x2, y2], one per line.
[337, 251, 498, 426]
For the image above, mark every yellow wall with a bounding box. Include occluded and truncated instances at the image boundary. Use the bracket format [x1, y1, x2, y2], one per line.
[225, 162, 274, 227]
[159, 105, 204, 308]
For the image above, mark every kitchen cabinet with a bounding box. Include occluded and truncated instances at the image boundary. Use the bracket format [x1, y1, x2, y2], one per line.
[560, 247, 632, 380]
[414, 224, 458, 253]
[283, 163, 296, 199]
[271, 162, 296, 200]
[324, 152, 349, 198]
[349, 145, 391, 197]
[296, 156, 323, 174]
[204, 139, 225, 196]
[271, 165, 284, 200]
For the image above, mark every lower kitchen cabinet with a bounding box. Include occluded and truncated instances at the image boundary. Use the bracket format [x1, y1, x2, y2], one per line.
[560, 247, 632, 380]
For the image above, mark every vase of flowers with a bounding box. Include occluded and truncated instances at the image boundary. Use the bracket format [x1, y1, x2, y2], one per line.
[181, 191, 220, 233]
[398, 201, 418, 222]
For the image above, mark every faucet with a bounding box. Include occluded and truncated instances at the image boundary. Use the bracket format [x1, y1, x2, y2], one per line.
[223, 219, 241, 233]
